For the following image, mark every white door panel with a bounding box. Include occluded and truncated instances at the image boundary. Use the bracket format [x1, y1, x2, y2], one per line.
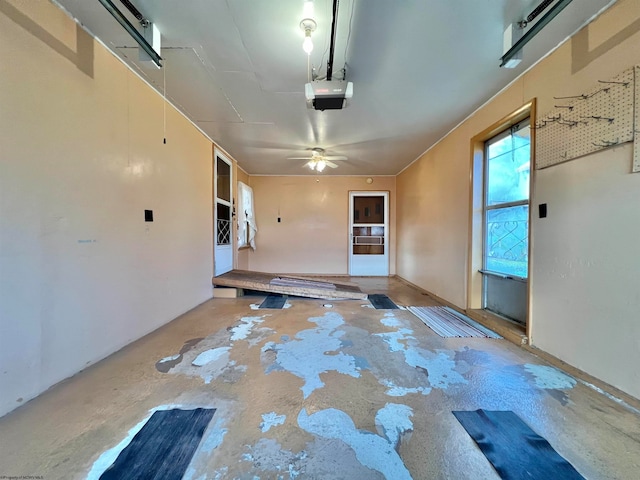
[214, 150, 233, 276]
[349, 191, 389, 276]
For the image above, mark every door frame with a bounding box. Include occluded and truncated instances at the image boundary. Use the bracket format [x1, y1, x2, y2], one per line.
[348, 191, 389, 276]
[214, 148, 233, 277]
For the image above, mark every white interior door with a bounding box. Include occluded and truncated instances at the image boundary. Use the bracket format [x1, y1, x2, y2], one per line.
[214, 150, 233, 276]
[349, 191, 389, 276]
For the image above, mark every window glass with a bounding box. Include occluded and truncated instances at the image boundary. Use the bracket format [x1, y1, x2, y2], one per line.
[353, 196, 384, 224]
[216, 157, 231, 202]
[486, 124, 530, 206]
[485, 205, 529, 277]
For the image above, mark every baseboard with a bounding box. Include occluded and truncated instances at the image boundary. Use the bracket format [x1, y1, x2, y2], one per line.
[523, 344, 640, 413]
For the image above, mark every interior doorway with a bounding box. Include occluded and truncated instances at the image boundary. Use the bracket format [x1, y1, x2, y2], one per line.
[214, 150, 233, 276]
[349, 191, 389, 276]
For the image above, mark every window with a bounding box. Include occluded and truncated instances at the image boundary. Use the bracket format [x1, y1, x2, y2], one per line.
[484, 120, 530, 278]
[237, 181, 257, 249]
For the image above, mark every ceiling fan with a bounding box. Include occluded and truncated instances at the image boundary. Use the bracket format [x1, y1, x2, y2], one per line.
[287, 148, 348, 172]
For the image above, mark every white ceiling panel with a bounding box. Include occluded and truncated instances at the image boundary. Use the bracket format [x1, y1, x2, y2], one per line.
[55, 0, 617, 175]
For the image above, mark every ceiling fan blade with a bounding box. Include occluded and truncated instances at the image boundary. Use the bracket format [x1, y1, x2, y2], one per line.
[324, 156, 348, 161]
[288, 156, 314, 160]
[326, 161, 339, 168]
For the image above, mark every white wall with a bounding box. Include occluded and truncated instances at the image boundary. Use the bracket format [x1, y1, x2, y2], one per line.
[0, 0, 213, 416]
[531, 146, 640, 397]
[248, 176, 396, 275]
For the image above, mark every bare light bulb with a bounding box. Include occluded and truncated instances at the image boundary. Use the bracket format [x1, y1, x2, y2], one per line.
[303, 30, 313, 54]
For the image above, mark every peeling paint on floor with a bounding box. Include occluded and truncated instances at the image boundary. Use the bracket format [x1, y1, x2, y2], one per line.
[375, 313, 467, 394]
[155, 337, 204, 373]
[298, 407, 413, 480]
[230, 316, 266, 341]
[381, 313, 403, 328]
[11, 279, 639, 480]
[200, 414, 229, 453]
[260, 412, 286, 432]
[241, 438, 306, 479]
[261, 312, 362, 398]
[156, 315, 275, 383]
[524, 364, 577, 390]
[405, 348, 467, 389]
[375, 403, 414, 450]
[380, 379, 431, 397]
[192, 347, 231, 367]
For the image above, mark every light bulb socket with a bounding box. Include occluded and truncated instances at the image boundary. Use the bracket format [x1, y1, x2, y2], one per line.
[300, 18, 317, 33]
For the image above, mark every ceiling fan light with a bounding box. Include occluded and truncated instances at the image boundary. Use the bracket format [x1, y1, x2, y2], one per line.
[316, 159, 326, 172]
[308, 159, 317, 170]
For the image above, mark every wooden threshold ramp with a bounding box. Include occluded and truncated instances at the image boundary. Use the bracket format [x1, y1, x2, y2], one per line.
[212, 270, 367, 300]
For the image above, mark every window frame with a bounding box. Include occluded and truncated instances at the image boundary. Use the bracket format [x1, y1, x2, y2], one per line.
[482, 119, 531, 281]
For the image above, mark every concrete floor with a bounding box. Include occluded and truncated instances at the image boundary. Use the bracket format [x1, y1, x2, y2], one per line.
[1, 278, 639, 479]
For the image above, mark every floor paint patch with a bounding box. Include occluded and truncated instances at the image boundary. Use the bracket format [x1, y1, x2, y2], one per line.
[375, 319, 467, 394]
[155, 338, 204, 373]
[241, 438, 307, 479]
[155, 354, 181, 373]
[381, 379, 431, 397]
[260, 412, 286, 432]
[376, 328, 415, 353]
[405, 348, 468, 389]
[212, 467, 228, 480]
[159, 354, 180, 363]
[192, 347, 231, 367]
[261, 312, 362, 398]
[380, 313, 402, 328]
[524, 364, 577, 390]
[298, 408, 412, 480]
[156, 329, 248, 384]
[199, 414, 228, 453]
[375, 403, 414, 450]
[230, 316, 265, 341]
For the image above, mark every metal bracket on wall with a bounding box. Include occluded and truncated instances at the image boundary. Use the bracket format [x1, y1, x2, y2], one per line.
[97, 0, 162, 68]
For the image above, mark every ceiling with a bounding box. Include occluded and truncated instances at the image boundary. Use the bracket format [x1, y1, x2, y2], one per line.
[55, 0, 615, 175]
